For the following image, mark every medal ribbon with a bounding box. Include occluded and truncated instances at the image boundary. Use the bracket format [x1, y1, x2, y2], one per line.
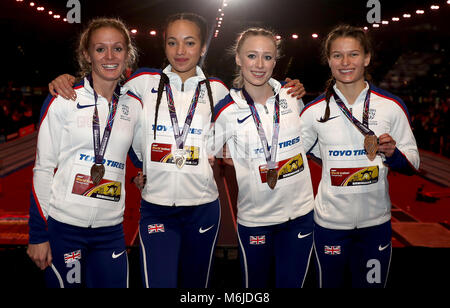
[89, 75, 121, 165]
[242, 88, 280, 169]
[164, 79, 206, 149]
[331, 84, 374, 136]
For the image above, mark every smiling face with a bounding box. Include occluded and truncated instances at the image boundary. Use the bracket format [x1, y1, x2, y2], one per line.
[328, 36, 371, 88]
[235, 34, 277, 89]
[83, 26, 128, 84]
[164, 19, 206, 82]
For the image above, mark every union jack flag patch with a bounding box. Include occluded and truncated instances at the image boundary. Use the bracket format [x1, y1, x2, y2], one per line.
[250, 235, 266, 245]
[64, 250, 82, 263]
[148, 223, 165, 234]
[324, 245, 341, 255]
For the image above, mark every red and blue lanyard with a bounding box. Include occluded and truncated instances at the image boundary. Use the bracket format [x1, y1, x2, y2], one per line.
[164, 79, 206, 149]
[331, 84, 375, 136]
[89, 75, 121, 165]
[242, 87, 280, 169]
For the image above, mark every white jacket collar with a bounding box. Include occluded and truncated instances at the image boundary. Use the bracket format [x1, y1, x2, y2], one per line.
[333, 81, 369, 107]
[163, 65, 206, 91]
[230, 78, 281, 109]
[82, 76, 128, 97]
[82, 76, 94, 95]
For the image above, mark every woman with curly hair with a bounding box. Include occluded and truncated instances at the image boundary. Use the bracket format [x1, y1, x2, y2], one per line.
[27, 18, 142, 288]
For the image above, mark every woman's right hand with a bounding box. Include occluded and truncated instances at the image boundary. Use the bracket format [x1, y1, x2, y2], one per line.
[132, 171, 146, 192]
[49, 74, 77, 100]
[27, 241, 52, 270]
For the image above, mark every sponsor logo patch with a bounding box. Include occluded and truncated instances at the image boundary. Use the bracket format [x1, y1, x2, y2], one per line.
[330, 166, 379, 186]
[259, 153, 304, 184]
[151, 143, 199, 166]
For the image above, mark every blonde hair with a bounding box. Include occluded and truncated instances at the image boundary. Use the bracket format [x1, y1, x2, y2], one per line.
[76, 17, 138, 81]
[231, 27, 281, 88]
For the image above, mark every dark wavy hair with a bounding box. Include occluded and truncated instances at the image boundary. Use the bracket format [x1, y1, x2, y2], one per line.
[154, 13, 215, 139]
[319, 24, 373, 123]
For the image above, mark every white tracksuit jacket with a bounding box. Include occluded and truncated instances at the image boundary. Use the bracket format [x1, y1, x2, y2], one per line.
[123, 66, 229, 206]
[29, 78, 144, 243]
[210, 78, 315, 227]
[299, 82, 420, 230]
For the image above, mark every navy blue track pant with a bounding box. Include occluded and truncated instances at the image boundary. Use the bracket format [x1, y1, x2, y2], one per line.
[313, 220, 392, 288]
[237, 211, 314, 288]
[45, 217, 128, 288]
[138, 199, 220, 288]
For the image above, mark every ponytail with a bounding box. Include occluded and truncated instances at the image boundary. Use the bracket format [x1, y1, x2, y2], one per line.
[318, 77, 335, 123]
[154, 72, 169, 139]
[203, 76, 215, 123]
[153, 73, 215, 140]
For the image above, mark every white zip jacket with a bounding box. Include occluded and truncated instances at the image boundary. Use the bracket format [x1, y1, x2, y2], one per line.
[123, 66, 229, 206]
[29, 78, 144, 243]
[209, 78, 315, 227]
[299, 82, 420, 230]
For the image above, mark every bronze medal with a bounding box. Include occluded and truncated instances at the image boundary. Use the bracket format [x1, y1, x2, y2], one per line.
[90, 163, 105, 186]
[88, 76, 120, 187]
[266, 168, 278, 190]
[364, 134, 378, 161]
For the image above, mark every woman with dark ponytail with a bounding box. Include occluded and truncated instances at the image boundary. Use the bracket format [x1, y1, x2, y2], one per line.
[299, 25, 420, 288]
[122, 13, 229, 288]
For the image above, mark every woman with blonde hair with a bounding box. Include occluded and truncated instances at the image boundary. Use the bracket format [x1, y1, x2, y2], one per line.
[210, 27, 315, 288]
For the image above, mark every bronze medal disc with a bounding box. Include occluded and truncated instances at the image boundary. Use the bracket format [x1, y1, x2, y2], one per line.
[364, 134, 378, 161]
[90, 163, 105, 186]
[267, 168, 278, 190]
